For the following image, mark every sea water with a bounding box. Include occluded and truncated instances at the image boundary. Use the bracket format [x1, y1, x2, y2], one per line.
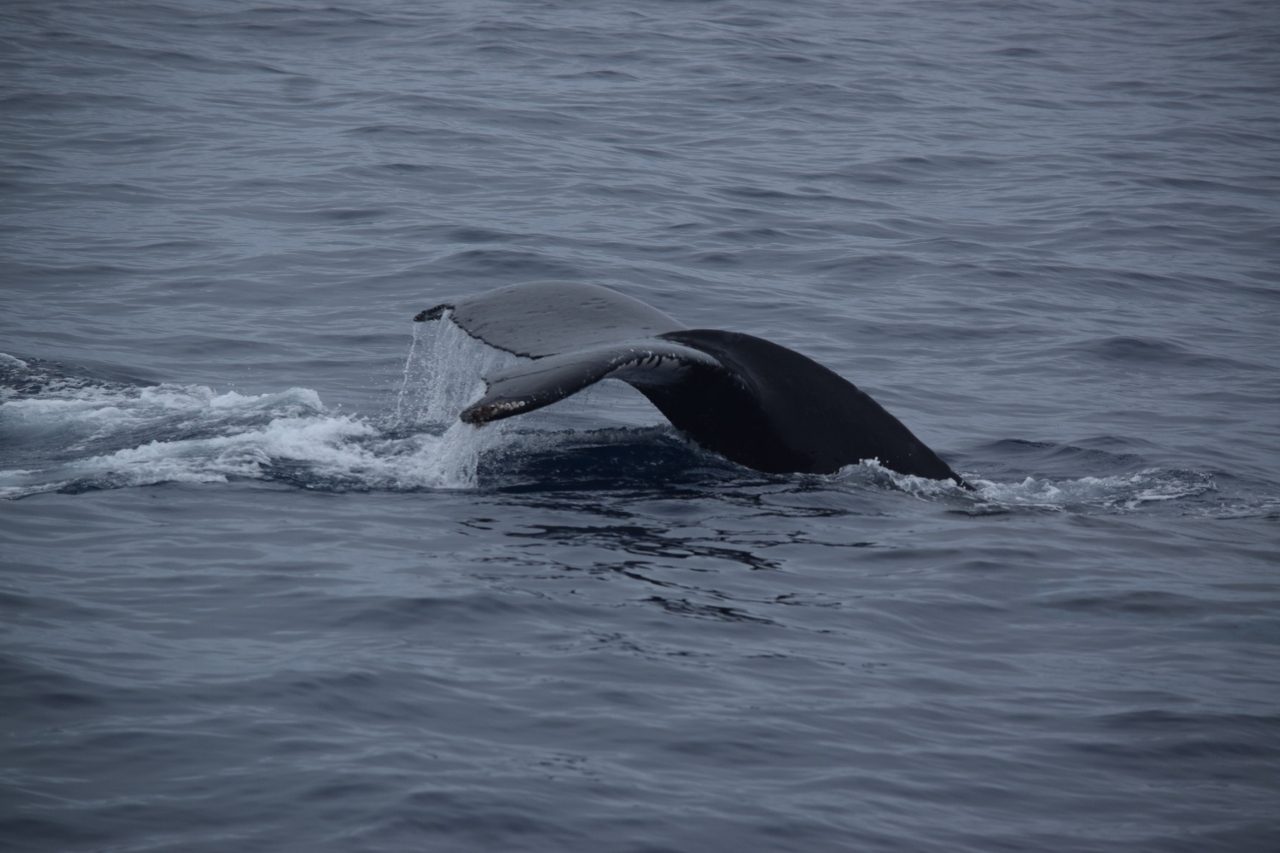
[2, 1, 1278, 851]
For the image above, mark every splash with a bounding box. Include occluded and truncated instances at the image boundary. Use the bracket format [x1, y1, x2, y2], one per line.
[392, 313, 517, 428]
[0, 324, 520, 498]
[386, 312, 522, 487]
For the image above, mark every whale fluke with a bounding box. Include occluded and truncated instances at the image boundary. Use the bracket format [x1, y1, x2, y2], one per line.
[459, 339, 720, 426]
[416, 281, 682, 358]
[415, 281, 968, 486]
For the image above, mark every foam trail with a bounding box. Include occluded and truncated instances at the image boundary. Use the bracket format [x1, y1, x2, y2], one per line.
[0, 331, 522, 496]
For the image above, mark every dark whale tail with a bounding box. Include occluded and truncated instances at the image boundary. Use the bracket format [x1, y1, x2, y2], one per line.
[415, 281, 968, 487]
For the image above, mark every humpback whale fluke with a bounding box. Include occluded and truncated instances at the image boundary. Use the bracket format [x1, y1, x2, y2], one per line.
[415, 281, 968, 486]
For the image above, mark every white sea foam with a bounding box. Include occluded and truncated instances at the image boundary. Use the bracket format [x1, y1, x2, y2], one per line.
[0, 325, 515, 498]
[831, 458, 1218, 514]
[966, 469, 1216, 512]
[0, 399, 499, 498]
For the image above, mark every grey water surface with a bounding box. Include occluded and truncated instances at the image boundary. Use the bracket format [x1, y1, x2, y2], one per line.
[3, 1, 1279, 851]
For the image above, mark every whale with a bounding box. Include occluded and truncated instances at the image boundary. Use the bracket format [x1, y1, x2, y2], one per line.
[414, 281, 968, 486]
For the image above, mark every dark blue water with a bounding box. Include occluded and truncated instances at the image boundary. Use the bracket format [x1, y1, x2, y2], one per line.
[3, 1, 1279, 850]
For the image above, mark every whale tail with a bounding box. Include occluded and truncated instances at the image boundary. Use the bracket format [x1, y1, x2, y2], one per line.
[416, 281, 968, 486]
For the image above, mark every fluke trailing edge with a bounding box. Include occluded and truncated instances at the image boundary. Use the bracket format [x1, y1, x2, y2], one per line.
[414, 281, 968, 486]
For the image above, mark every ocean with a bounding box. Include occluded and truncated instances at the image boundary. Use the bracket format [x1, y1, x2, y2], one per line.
[2, 1, 1278, 851]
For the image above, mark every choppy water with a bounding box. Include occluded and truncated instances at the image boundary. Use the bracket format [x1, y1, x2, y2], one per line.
[3, 1, 1279, 851]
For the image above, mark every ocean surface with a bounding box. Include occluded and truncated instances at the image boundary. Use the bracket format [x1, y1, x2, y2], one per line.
[2, 1, 1278, 850]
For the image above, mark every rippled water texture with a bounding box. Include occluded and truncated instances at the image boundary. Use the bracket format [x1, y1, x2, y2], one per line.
[2, 1, 1278, 851]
